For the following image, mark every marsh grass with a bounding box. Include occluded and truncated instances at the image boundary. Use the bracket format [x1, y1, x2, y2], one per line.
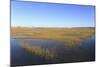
[11, 27, 95, 46]
[20, 44, 55, 60]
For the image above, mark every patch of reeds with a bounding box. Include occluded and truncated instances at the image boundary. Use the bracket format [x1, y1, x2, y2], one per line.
[11, 27, 95, 45]
[20, 44, 55, 60]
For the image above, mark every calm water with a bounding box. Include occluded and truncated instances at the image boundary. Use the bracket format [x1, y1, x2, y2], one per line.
[11, 36, 95, 66]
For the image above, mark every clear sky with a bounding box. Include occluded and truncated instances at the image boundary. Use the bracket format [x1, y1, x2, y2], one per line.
[11, 1, 95, 27]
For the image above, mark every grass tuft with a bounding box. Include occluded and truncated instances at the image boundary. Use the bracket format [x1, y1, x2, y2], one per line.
[20, 44, 55, 60]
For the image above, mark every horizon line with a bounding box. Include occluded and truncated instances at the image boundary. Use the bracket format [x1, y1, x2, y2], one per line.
[11, 26, 95, 28]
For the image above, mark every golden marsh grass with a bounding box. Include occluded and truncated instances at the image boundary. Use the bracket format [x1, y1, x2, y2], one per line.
[20, 44, 55, 60]
[11, 27, 95, 46]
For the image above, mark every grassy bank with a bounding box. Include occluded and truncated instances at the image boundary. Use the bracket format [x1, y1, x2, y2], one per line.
[11, 27, 95, 46]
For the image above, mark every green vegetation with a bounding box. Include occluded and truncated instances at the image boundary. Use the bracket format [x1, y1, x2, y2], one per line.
[11, 27, 95, 46]
[20, 44, 55, 60]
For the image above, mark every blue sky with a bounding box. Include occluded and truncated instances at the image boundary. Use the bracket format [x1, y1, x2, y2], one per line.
[11, 1, 95, 27]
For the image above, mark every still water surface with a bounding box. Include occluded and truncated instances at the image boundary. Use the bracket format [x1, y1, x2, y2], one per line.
[11, 36, 95, 66]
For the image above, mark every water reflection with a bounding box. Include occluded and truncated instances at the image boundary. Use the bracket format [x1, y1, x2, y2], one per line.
[11, 36, 95, 66]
